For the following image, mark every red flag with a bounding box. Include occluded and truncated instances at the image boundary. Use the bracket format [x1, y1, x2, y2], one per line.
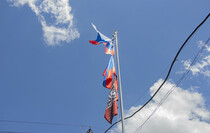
[104, 75, 118, 124]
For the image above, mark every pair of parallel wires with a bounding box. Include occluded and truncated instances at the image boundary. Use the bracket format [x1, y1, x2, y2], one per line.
[134, 37, 210, 133]
[105, 13, 210, 133]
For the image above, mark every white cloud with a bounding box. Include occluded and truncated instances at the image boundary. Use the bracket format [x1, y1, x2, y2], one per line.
[182, 41, 210, 77]
[7, 0, 80, 46]
[7, 0, 29, 6]
[112, 79, 210, 133]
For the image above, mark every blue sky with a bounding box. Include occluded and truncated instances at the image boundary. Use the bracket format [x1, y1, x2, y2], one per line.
[0, 0, 210, 133]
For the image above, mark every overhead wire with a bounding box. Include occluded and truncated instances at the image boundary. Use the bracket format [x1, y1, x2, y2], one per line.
[132, 62, 171, 107]
[134, 37, 210, 133]
[0, 119, 88, 127]
[0, 119, 104, 132]
[104, 13, 210, 133]
[0, 131, 27, 133]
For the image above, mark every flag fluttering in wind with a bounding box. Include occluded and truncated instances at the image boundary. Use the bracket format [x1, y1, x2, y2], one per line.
[103, 56, 116, 89]
[89, 23, 118, 124]
[104, 75, 119, 124]
[104, 42, 115, 56]
[89, 23, 115, 55]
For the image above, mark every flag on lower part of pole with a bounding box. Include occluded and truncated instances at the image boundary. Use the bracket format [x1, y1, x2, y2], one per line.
[89, 23, 115, 55]
[103, 56, 116, 89]
[104, 75, 118, 124]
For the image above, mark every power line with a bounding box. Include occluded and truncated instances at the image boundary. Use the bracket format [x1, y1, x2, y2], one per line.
[104, 13, 210, 133]
[0, 119, 88, 127]
[132, 62, 171, 107]
[134, 37, 210, 133]
[0, 131, 27, 133]
[0, 119, 104, 131]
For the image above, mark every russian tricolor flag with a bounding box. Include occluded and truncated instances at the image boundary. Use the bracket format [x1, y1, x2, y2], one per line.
[89, 23, 115, 55]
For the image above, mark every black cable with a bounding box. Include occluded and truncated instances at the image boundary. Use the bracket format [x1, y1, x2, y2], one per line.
[134, 37, 210, 132]
[104, 13, 210, 133]
[0, 119, 88, 127]
[0, 131, 27, 133]
[0, 119, 105, 131]
[132, 62, 171, 107]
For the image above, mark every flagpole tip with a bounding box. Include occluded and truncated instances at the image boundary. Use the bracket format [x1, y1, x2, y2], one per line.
[114, 30, 118, 34]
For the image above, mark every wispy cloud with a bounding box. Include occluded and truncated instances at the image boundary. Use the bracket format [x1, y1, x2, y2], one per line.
[7, 0, 80, 46]
[182, 41, 210, 77]
[112, 79, 210, 133]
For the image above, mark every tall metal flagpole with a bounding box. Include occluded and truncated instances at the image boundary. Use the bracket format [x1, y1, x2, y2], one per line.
[114, 30, 125, 133]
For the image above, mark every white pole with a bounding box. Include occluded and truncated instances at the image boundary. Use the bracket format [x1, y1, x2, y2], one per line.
[114, 30, 125, 133]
